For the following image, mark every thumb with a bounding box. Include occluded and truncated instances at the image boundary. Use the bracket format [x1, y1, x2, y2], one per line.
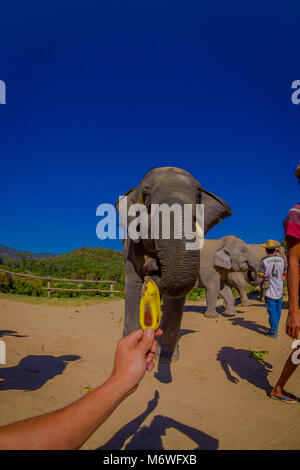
[137, 328, 155, 353]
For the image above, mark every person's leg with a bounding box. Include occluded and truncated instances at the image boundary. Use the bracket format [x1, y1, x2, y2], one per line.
[276, 297, 283, 332]
[271, 350, 299, 401]
[265, 297, 277, 335]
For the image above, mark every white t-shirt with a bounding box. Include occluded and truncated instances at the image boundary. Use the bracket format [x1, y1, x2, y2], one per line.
[258, 254, 286, 300]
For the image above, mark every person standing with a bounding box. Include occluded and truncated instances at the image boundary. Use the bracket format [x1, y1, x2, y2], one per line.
[270, 164, 300, 403]
[258, 240, 287, 338]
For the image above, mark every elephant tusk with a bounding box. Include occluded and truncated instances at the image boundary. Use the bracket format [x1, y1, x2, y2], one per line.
[195, 221, 204, 239]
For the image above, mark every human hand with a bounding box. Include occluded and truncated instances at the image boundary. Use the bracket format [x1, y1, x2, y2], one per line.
[110, 328, 163, 394]
[286, 310, 300, 338]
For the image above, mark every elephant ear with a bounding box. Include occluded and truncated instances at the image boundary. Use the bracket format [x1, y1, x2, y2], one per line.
[115, 188, 137, 228]
[115, 187, 149, 243]
[214, 246, 232, 270]
[201, 189, 232, 235]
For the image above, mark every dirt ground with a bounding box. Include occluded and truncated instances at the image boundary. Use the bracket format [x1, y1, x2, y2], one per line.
[0, 294, 300, 450]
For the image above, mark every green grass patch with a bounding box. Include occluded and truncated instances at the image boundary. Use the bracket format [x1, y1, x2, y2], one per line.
[248, 350, 269, 364]
[0, 291, 124, 306]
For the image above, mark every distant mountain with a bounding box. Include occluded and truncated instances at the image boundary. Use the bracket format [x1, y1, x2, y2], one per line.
[0, 243, 56, 260]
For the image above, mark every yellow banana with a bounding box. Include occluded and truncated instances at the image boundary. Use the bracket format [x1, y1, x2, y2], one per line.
[139, 276, 161, 331]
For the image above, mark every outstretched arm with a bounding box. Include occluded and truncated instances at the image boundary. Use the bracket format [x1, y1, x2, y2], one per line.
[0, 328, 161, 450]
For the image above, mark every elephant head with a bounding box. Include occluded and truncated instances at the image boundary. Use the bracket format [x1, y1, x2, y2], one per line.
[117, 167, 232, 299]
[213, 235, 251, 273]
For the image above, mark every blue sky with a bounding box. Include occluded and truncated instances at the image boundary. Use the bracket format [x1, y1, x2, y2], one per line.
[1, 1, 300, 254]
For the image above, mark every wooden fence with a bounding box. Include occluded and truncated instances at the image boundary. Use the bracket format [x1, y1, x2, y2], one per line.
[0, 269, 123, 298]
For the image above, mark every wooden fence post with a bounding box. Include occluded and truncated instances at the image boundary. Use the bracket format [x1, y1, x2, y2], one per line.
[47, 281, 51, 298]
[110, 282, 114, 297]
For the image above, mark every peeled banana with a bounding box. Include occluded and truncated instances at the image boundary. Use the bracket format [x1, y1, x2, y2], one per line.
[139, 276, 161, 331]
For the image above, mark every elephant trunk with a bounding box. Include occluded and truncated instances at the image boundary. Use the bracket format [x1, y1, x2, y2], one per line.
[154, 204, 200, 298]
[156, 238, 200, 297]
[246, 267, 262, 286]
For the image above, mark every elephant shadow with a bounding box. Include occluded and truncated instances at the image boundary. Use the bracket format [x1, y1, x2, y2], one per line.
[97, 391, 218, 450]
[0, 354, 80, 391]
[155, 329, 198, 384]
[184, 305, 244, 317]
[228, 316, 269, 336]
[184, 305, 268, 335]
[244, 290, 260, 300]
[217, 346, 273, 395]
[0, 330, 27, 338]
[184, 305, 206, 315]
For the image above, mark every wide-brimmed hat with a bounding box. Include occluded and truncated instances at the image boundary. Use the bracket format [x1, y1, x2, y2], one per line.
[260, 239, 281, 249]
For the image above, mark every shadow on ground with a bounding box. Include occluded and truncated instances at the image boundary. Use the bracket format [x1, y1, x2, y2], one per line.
[0, 330, 27, 338]
[97, 391, 218, 450]
[184, 305, 245, 317]
[185, 303, 268, 336]
[0, 354, 80, 391]
[155, 329, 198, 385]
[217, 346, 273, 395]
[228, 316, 269, 335]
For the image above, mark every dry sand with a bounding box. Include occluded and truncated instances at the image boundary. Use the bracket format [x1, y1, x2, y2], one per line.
[0, 294, 300, 450]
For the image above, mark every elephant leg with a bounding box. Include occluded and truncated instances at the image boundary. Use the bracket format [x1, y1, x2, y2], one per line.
[158, 296, 186, 363]
[221, 297, 227, 310]
[205, 284, 219, 318]
[219, 283, 236, 315]
[238, 286, 252, 306]
[123, 258, 143, 337]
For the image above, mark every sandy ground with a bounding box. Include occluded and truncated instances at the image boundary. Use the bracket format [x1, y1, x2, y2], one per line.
[0, 294, 300, 450]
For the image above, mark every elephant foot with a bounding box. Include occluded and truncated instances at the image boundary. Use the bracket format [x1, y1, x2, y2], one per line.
[222, 304, 236, 315]
[171, 345, 180, 362]
[205, 311, 218, 318]
[224, 310, 236, 316]
[155, 344, 180, 363]
[240, 301, 252, 307]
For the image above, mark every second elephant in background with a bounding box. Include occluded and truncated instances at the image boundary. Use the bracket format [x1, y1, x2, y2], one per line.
[198, 236, 259, 318]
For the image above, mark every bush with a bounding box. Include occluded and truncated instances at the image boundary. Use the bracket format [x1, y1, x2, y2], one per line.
[0, 274, 43, 296]
[12, 278, 43, 296]
[0, 273, 14, 293]
[186, 287, 205, 301]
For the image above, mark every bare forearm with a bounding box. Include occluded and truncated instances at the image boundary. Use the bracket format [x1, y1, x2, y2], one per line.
[0, 376, 130, 450]
[288, 257, 300, 314]
[0, 329, 160, 450]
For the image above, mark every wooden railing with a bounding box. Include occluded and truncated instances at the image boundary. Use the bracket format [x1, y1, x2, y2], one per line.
[0, 269, 123, 298]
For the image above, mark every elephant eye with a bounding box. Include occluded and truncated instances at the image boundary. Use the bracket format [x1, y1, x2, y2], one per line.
[142, 186, 151, 206]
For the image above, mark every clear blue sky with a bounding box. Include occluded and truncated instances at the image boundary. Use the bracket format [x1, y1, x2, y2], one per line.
[1, 1, 299, 254]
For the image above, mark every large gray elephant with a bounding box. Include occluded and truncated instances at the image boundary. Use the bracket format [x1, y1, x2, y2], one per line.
[116, 167, 232, 364]
[197, 236, 258, 318]
[227, 243, 286, 306]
